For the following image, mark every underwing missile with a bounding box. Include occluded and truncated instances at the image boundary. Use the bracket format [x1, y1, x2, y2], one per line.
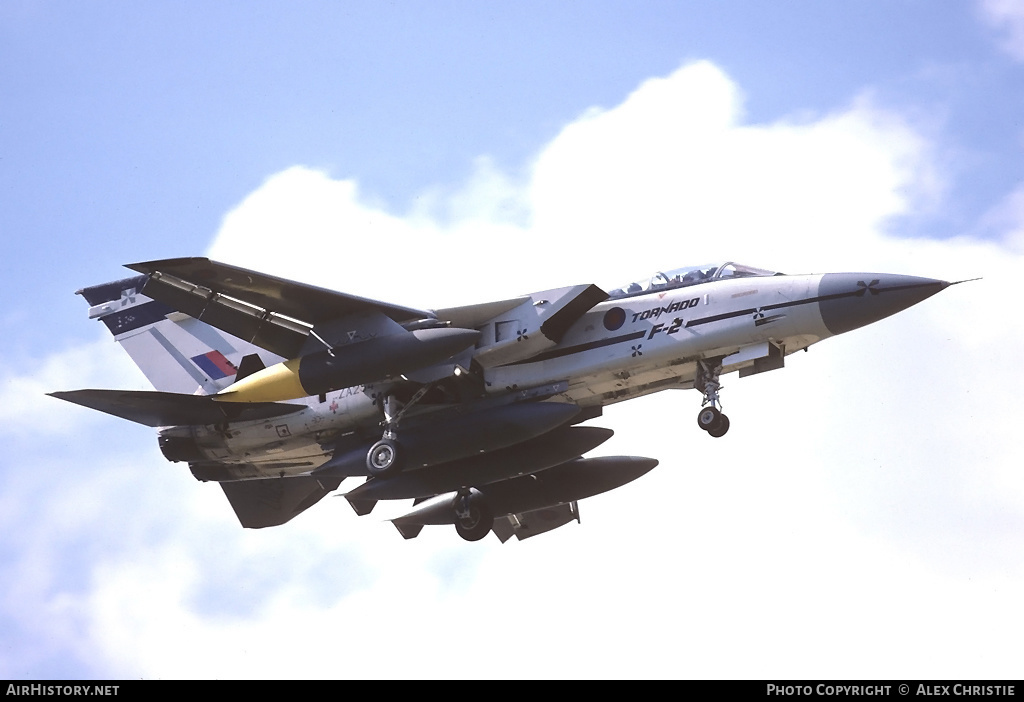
[317, 401, 582, 477]
[391, 455, 659, 533]
[215, 327, 480, 403]
[342, 425, 614, 508]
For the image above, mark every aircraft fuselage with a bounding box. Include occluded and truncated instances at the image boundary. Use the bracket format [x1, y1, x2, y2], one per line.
[158, 270, 947, 482]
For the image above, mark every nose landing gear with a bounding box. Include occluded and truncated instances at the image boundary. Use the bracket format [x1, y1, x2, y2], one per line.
[695, 358, 730, 438]
[696, 406, 730, 437]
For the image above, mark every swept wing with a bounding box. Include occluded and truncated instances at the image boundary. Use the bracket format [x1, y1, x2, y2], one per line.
[127, 257, 433, 358]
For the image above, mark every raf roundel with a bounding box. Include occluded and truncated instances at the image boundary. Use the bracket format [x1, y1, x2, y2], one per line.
[603, 307, 626, 331]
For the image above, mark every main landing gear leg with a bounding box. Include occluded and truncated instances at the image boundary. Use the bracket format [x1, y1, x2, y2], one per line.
[365, 384, 433, 478]
[453, 490, 493, 542]
[695, 358, 730, 438]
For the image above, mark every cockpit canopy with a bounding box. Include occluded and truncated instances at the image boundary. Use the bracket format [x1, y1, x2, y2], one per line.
[607, 262, 779, 300]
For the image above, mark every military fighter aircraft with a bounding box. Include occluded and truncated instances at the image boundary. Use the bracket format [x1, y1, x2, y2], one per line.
[51, 258, 954, 542]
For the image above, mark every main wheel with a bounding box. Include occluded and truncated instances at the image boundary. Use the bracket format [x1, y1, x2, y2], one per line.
[366, 438, 401, 477]
[697, 406, 722, 432]
[454, 501, 493, 542]
[707, 414, 730, 438]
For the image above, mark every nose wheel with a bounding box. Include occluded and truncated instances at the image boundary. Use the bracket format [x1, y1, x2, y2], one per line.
[695, 358, 730, 438]
[696, 406, 730, 437]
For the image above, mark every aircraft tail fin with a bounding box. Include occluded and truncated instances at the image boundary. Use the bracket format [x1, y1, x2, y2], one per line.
[79, 276, 283, 395]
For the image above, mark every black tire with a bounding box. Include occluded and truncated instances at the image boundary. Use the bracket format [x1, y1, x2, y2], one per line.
[454, 500, 493, 542]
[366, 438, 401, 477]
[708, 414, 730, 438]
[697, 406, 721, 432]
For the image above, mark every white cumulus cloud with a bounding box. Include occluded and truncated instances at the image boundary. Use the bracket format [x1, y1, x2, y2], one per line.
[979, 0, 1024, 61]
[6, 60, 1023, 678]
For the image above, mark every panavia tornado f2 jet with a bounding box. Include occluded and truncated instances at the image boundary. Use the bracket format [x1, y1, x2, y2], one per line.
[52, 258, 954, 542]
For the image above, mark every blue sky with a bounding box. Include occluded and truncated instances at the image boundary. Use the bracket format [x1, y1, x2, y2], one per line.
[2, 1, 1024, 679]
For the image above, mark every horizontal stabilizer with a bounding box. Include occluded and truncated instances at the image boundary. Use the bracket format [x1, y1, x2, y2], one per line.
[221, 475, 343, 529]
[49, 389, 302, 427]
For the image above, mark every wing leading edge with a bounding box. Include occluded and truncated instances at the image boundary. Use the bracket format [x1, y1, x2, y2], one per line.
[126, 257, 434, 358]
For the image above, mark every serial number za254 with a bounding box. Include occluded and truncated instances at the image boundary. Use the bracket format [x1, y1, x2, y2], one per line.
[631, 297, 699, 323]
